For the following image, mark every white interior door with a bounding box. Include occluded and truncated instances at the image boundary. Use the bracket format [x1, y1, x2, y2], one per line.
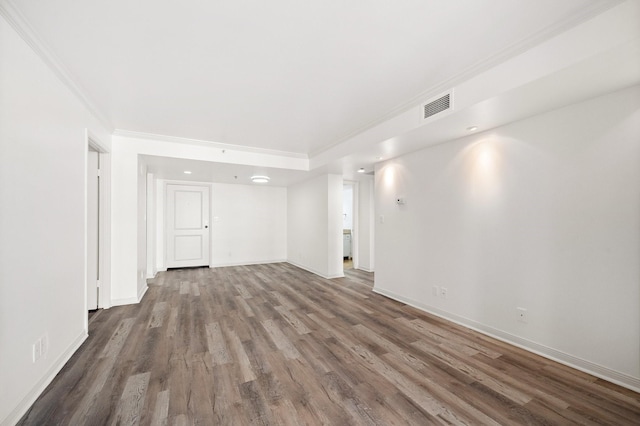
[87, 149, 99, 309]
[166, 184, 210, 268]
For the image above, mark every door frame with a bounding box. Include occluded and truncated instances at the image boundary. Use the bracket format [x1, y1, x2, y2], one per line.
[86, 147, 99, 310]
[85, 129, 111, 329]
[343, 180, 359, 270]
[162, 180, 213, 269]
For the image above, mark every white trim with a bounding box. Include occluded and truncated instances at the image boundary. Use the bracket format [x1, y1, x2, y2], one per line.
[155, 179, 166, 273]
[111, 284, 148, 307]
[343, 180, 359, 270]
[138, 284, 148, 302]
[110, 297, 140, 307]
[85, 130, 111, 311]
[209, 259, 287, 268]
[86, 129, 110, 153]
[97, 152, 111, 309]
[0, 0, 620, 162]
[373, 286, 640, 393]
[286, 261, 344, 280]
[1, 331, 88, 426]
[145, 172, 157, 280]
[308, 0, 622, 158]
[356, 267, 374, 273]
[162, 179, 213, 187]
[84, 145, 89, 330]
[113, 129, 308, 160]
[327, 273, 346, 279]
[0, 1, 113, 133]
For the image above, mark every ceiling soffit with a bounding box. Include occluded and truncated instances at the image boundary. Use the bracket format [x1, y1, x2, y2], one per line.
[0, 0, 623, 159]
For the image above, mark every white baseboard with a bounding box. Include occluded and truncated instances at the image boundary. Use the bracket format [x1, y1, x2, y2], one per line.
[111, 285, 148, 307]
[137, 284, 148, 302]
[209, 259, 287, 268]
[356, 266, 374, 273]
[1, 331, 88, 426]
[286, 261, 344, 279]
[110, 296, 138, 307]
[373, 286, 640, 393]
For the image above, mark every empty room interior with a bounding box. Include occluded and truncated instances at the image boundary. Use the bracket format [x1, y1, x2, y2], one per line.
[1, 0, 640, 424]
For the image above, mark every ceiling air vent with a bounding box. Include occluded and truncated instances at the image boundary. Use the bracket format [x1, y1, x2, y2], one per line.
[421, 90, 454, 122]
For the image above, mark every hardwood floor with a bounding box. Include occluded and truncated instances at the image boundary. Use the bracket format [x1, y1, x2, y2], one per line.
[19, 263, 640, 425]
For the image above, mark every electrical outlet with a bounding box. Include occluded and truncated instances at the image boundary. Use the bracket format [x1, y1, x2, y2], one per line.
[32, 334, 49, 362]
[440, 287, 448, 299]
[32, 340, 41, 363]
[517, 307, 528, 323]
[432, 286, 439, 296]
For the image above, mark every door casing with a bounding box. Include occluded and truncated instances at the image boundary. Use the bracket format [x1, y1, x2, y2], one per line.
[165, 183, 211, 268]
[85, 129, 111, 325]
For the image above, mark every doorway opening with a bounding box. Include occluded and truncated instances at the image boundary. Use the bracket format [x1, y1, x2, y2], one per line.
[87, 146, 100, 311]
[85, 131, 111, 331]
[343, 182, 356, 271]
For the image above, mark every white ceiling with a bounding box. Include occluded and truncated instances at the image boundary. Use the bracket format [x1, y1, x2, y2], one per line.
[142, 154, 322, 186]
[6, 0, 621, 157]
[0, 0, 640, 186]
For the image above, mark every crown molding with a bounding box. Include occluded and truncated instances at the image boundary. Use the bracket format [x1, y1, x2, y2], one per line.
[112, 129, 309, 160]
[0, 0, 621, 158]
[310, 0, 623, 158]
[0, 0, 114, 133]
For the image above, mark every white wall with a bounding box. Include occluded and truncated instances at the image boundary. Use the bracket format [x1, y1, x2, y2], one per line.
[110, 142, 140, 304]
[111, 134, 306, 301]
[146, 173, 157, 278]
[288, 174, 343, 278]
[374, 85, 640, 390]
[0, 15, 111, 424]
[342, 184, 353, 230]
[209, 183, 287, 267]
[357, 176, 375, 272]
[156, 179, 165, 271]
[154, 180, 287, 272]
[137, 161, 148, 299]
[327, 175, 343, 277]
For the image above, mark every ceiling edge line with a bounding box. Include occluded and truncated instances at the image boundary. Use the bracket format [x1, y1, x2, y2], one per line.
[0, 0, 114, 133]
[113, 129, 310, 160]
[307, 0, 623, 159]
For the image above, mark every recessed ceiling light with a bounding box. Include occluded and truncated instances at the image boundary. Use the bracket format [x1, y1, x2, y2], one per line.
[467, 126, 478, 132]
[183, 170, 192, 174]
[251, 175, 270, 183]
[357, 168, 366, 173]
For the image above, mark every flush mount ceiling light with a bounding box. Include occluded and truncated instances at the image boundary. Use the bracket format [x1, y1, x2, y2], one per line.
[357, 168, 366, 173]
[251, 175, 270, 183]
[183, 170, 192, 174]
[467, 126, 478, 132]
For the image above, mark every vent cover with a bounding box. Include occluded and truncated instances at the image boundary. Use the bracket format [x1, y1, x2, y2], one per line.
[421, 90, 453, 122]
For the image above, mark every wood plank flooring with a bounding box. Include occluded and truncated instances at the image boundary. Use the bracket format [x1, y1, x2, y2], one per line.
[18, 263, 640, 425]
